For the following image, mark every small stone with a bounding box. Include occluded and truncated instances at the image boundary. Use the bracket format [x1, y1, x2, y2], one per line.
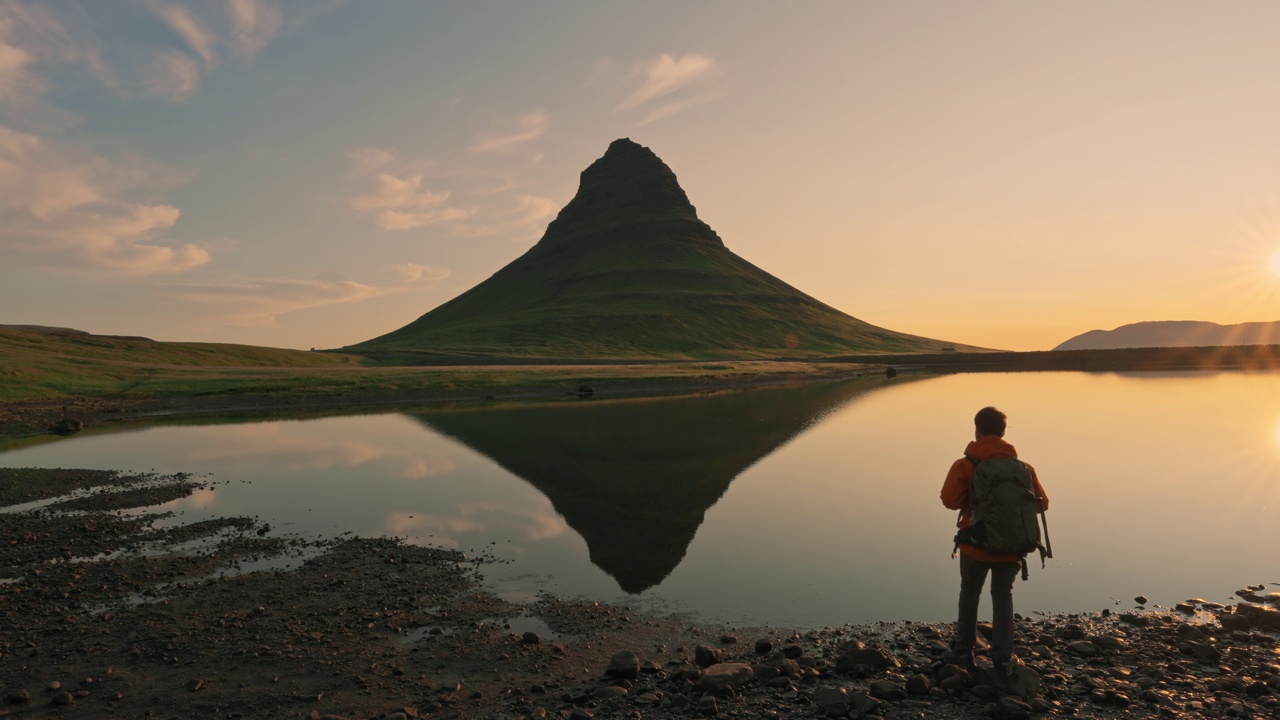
[869, 680, 907, 701]
[7, 689, 31, 704]
[521, 631, 540, 644]
[782, 644, 803, 659]
[696, 695, 718, 716]
[593, 686, 628, 700]
[1094, 636, 1128, 652]
[905, 673, 931, 696]
[694, 644, 723, 668]
[1135, 595, 1149, 605]
[51, 691, 74, 706]
[569, 709, 593, 720]
[812, 686, 850, 718]
[850, 691, 882, 714]
[719, 634, 738, 644]
[754, 638, 773, 655]
[186, 679, 204, 692]
[1067, 640, 1099, 656]
[995, 695, 1033, 720]
[47, 681, 61, 692]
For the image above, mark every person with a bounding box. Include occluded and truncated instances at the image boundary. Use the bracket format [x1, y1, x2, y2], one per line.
[940, 406, 1048, 672]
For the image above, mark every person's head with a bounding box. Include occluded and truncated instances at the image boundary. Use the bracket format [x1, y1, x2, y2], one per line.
[974, 406, 1007, 438]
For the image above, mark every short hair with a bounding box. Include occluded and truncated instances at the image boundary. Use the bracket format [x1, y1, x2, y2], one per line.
[974, 406, 1007, 437]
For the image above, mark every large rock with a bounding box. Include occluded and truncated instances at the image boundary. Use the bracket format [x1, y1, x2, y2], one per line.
[694, 644, 724, 668]
[977, 664, 1041, 700]
[834, 640, 901, 674]
[605, 650, 640, 679]
[812, 686, 850, 718]
[695, 663, 754, 694]
[1234, 603, 1280, 629]
[868, 680, 906, 701]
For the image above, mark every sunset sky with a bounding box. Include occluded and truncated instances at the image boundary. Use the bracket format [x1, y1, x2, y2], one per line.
[4, 2, 1280, 352]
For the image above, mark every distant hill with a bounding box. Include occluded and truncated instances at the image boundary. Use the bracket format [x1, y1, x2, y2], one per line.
[1054, 320, 1280, 351]
[351, 138, 974, 361]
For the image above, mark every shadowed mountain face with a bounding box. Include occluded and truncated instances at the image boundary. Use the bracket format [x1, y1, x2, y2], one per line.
[1054, 320, 1280, 350]
[410, 377, 905, 593]
[355, 139, 968, 360]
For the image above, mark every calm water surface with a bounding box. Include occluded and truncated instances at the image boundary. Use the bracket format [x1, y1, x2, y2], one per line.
[2, 371, 1278, 627]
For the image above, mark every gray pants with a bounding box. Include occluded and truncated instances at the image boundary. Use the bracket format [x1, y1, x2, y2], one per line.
[954, 553, 1019, 664]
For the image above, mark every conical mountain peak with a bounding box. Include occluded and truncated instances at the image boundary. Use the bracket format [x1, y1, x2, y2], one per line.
[353, 139, 973, 360]
[537, 138, 721, 249]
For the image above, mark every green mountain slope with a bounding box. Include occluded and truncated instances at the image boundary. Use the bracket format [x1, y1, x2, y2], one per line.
[353, 139, 972, 360]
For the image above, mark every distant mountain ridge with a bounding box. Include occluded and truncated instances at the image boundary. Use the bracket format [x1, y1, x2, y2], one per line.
[1054, 320, 1280, 351]
[352, 138, 973, 360]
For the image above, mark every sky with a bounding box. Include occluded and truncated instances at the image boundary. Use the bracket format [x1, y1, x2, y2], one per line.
[4, 2, 1280, 352]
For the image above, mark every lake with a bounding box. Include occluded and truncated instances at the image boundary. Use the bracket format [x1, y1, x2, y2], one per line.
[2, 370, 1277, 628]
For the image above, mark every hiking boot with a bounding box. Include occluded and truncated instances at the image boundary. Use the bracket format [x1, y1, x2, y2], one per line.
[992, 656, 1018, 678]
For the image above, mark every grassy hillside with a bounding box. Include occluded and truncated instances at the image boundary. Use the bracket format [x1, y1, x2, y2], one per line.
[0, 325, 365, 401]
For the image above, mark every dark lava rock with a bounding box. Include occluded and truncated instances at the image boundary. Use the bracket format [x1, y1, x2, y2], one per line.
[521, 631, 540, 644]
[694, 644, 723, 668]
[605, 650, 640, 679]
[754, 638, 773, 655]
[834, 640, 901, 674]
[905, 673, 931, 696]
[869, 679, 906, 701]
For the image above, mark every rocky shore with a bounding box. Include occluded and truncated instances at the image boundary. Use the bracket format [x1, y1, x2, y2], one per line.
[2, 468, 1278, 720]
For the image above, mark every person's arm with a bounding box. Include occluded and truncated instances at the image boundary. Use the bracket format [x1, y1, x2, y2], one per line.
[940, 458, 970, 510]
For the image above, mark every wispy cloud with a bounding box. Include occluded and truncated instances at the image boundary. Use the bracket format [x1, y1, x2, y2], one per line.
[349, 172, 477, 231]
[511, 195, 557, 225]
[148, 1, 217, 66]
[166, 276, 387, 327]
[0, 39, 33, 102]
[391, 262, 450, 283]
[346, 146, 398, 175]
[0, 123, 209, 274]
[228, 0, 284, 58]
[616, 53, 724, 124]
[145, 49, 202, 103]
[469, 110, 550, 153]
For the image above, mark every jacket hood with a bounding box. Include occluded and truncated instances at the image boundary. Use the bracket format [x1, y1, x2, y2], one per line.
[964, 435, 1018, 461]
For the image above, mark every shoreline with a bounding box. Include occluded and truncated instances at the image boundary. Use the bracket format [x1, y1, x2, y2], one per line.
[2, 469, 1279, 719]
[0, 362, 885, 441]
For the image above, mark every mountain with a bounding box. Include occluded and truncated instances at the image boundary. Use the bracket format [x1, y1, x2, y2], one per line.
[352, 138, 972, 360]
[410, 375, 906, 593]
[1054, 320, 1280, 351]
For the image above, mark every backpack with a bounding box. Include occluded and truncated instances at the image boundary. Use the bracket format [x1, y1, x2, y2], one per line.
[953, 455, 1052, 579]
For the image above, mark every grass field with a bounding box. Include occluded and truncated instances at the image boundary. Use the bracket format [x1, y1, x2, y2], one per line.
[0, 325, 872, 406]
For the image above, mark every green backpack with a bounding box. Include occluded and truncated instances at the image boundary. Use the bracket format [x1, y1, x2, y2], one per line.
[953, 455, 1052, 579]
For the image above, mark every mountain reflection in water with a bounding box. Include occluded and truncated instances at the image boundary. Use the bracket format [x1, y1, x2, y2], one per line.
[411, 376, 906, 593]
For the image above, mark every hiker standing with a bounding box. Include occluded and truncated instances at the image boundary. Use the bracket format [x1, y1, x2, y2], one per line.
[940, 406, 1049, 672]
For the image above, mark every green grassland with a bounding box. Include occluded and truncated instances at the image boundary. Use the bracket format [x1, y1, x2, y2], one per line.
[0, 325, 871, 407]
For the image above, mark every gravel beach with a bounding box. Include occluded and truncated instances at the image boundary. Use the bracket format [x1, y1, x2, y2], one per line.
[2, 468, 1278, 720]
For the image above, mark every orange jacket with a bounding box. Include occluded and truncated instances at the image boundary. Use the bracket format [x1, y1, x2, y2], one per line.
[941, 435, 1049, 563]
